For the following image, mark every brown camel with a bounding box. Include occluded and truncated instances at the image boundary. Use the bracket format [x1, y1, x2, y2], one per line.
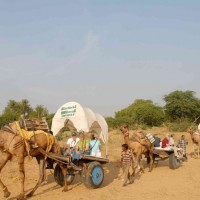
[0, 122, 69, 200]
[188, 128, 200, 158]
[120, 124, 154, 177]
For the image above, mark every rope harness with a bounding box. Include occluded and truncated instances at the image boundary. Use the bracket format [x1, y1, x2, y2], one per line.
[1, 124, 19, 152]
[1, 122, 55, 160]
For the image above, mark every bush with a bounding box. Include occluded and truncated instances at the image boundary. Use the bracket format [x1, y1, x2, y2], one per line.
[168, 120, 192, 132]
[115, 99, 165, 127]
[105, 116, 133, 129]
[141, 124, 148, 130]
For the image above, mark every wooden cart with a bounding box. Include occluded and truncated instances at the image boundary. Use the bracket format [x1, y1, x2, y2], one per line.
[152, 148, 181, 169]
[54, 154, 109, 189]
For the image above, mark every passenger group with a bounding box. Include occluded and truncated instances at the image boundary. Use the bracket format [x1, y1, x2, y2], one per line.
[65, 131, 101, 160]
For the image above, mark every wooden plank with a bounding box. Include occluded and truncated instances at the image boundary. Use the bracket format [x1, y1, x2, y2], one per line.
[80, 155, 109, 163]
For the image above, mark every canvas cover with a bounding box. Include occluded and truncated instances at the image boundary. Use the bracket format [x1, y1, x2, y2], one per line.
[51, 101, 108, 144]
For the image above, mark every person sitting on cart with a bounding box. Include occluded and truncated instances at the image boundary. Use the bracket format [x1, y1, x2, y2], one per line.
[168, 134, 175, 146]
[89, 133, 101, 157]
[168, 133, 181, 158]
[73, 131, 90, 160]
[162, 134, 170, 148]
[153, 134, 161, 147]
[64, 131, 80, 156]
[65, 131, 80, 150]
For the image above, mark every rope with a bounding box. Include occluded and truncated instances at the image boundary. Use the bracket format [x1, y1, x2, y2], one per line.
[15, 122, 31, 160]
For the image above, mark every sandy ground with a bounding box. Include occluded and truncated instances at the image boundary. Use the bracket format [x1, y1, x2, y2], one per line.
[1, 128, 200, 200]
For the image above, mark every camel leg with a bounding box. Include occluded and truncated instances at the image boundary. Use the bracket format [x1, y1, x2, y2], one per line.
[194, 144, 198, 158]
[193, 145, 196, 158]
[138, 156, 145, 173]
[148, 153, 154, 172]
[128, 156, 135, 183]
[0, 152, 11, 198]
[132, 154, 140, 177]
[16, 155, 26, 200]
[59, 164, 68, 192]
[26, 156, 46, 197]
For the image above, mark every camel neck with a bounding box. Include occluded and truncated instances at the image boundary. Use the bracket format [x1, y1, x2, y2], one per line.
[123, 132, 129, 144]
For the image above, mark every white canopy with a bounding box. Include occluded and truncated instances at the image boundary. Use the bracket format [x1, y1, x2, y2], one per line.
[51, 101, 108, 144]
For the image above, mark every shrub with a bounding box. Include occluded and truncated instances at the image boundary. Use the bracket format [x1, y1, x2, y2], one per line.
[168, 120, 192, 132]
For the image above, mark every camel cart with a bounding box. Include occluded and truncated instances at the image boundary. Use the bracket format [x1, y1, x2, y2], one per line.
[152, 147, 181, 169]
[50, 101, 109, 188]
[53, 154, 109, 188]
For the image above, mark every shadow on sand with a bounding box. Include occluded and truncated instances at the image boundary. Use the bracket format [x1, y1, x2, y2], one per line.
[101, 161, 120, 187]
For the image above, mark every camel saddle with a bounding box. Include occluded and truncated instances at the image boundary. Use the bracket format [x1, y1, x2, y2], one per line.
[15, 121, 55, 156]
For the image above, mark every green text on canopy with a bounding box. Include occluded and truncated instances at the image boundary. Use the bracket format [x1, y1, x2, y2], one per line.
[61, 105, 77, 118]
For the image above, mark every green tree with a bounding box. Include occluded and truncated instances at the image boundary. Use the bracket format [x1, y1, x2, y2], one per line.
[46, 113, 55, 128]
[0, 99, 53, 127]
[115, 99, 165, 126]
[0, 99, 33, 126]
[163, 90, 200, 122]
[33, 105, 49, 119]
[105, 116, 133, 128]
[3, 99, 33, 118]
[0, 113, 18, 127]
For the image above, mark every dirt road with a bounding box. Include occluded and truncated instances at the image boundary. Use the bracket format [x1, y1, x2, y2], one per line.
[1, 129, 200, 200]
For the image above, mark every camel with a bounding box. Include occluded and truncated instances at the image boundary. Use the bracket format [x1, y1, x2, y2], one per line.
[0, 121, 69, 200]
[120, 124, 154, 177]
[188, 128, 200, 158]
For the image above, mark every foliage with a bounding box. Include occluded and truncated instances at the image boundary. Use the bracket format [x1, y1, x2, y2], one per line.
[163, 90, 200, 122]
[0, 113, 18, 127]
[32, 105, 49, 119]
[3, 99, 33, 119]
[167, 119, 192, 132]
[0, 99, 54, 127]
[115, 99, 165, 127]
[105, 116, 134, 128]
[46, 113, 55, 129]
[1, 90, 200, 132]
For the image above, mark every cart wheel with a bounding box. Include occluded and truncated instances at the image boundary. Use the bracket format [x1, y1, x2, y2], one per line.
[154, 160, 158, 168]
[82, 161, 104, 189]
[54, 164, 75, 186]
[169, 153, 180, 169]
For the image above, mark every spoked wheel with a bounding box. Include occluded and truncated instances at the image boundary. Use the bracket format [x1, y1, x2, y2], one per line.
[82, 161, 104, 189]
[54, 164, 75, 186]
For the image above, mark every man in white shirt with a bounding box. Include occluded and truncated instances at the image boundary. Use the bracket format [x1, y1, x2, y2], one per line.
[168, 134, 175, 146]
[66, 131, 80, 150]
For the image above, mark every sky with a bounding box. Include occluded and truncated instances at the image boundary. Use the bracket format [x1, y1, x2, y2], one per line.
[0, 0, 200, 117]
